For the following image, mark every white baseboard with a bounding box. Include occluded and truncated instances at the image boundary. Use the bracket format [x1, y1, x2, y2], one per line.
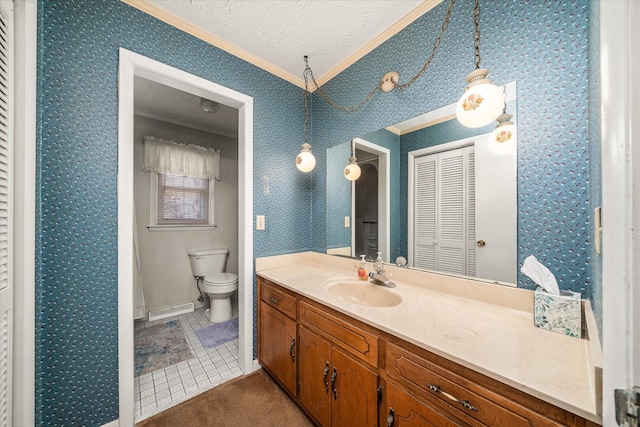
[252, 358, 262, 372]
[101, 420, 119, 427]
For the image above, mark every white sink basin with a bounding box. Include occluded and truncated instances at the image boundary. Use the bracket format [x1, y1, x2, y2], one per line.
[325, 279, 402, 308]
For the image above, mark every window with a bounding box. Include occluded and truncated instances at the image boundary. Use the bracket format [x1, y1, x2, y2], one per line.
[150, 173, 216, 229]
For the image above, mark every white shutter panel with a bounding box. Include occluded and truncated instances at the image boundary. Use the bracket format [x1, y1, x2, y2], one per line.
[437, 150, 466, 275]
[0, 2, 11, 425]
[413, 155, 437, 270]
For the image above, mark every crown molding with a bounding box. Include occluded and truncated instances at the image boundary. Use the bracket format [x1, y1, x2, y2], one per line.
[121, 0, 441, 90]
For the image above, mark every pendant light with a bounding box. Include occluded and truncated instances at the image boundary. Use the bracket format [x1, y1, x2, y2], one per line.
[455, 0, 503, 128]
[344, 140, 361, 181]
[490, 112, 516, 144]
[296, 56, 316, 173]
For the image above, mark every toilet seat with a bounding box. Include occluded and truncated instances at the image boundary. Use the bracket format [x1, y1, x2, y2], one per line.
[204, 272, 238, 286]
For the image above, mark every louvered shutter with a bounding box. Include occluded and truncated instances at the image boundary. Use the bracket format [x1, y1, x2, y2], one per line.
[413, 155, 437, 270]
[0, 2, 11, 425]
[437, 149, 466, 275]
[413, 146, 474, 276]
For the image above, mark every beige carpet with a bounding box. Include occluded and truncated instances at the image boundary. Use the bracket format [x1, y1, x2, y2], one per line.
[136, 369, 314, 427]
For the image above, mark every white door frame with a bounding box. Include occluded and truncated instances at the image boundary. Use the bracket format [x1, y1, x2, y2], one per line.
[351, 138, 390, 262]
[12, 1, 37, 425]
[118, 48, 254, 426]
[600, 1, 639, 424]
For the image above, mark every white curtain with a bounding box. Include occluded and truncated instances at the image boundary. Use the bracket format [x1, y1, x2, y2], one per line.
[143, 135, 221, 180]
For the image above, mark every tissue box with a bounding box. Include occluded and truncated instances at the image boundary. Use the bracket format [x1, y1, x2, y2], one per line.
[534, 287, 582, 338]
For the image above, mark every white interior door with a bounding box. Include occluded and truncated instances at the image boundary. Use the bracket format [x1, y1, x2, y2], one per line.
[474, 135, 517, 284]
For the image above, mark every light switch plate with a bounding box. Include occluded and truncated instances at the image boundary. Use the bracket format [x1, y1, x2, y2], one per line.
[344, 216, 350, 227]
[256, 215, 266, 230]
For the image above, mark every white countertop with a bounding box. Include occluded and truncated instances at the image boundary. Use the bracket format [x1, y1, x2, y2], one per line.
[256, 252, 602, 424]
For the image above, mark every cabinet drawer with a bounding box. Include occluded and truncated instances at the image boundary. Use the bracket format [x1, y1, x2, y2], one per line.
[299, 301, 378, 367]
[260, 279, 297, 319]
[386, 342, 537, 427]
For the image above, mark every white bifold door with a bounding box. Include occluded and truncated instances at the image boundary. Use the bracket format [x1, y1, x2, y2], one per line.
[412, 137, 516, 284]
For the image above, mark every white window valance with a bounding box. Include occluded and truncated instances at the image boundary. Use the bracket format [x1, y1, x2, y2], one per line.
[143, 135, 221, 180]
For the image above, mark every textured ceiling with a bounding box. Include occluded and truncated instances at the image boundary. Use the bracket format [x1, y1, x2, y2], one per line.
[138, 0, 430, 85]
[131, 0, 438, 134]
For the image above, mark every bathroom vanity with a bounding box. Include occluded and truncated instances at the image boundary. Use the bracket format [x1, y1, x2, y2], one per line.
[256, 252, 602, 427]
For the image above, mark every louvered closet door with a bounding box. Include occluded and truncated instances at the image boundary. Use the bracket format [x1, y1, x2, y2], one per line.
[413, 155, 437, 270]
[0, 2, 12, 425]
[413, 146, 474, 276]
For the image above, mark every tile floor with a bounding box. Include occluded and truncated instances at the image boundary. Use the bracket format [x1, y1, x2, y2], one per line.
[134, 307, 242, 422]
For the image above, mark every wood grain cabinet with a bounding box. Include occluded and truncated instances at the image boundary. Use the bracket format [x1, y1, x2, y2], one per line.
[382, 381, 463, 427]
[258, 279, 297, 396]
[298, 325, 378, 427]
[256, 275, 600, 427]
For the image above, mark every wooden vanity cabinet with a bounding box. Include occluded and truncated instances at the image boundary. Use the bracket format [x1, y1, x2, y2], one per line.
[258, 278, 297, 396]
[256, 275, 600, 427]
[381, 380, 464, 427]
[383, 340, 599, 427]
[298, 301, 379, 426]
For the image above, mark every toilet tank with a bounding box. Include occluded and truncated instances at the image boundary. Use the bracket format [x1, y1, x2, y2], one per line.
[188, 248, 229, 277]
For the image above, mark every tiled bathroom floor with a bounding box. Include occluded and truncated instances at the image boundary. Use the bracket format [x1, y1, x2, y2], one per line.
[134, 307, 242, 422]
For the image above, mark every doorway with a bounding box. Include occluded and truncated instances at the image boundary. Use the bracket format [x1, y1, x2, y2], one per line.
[351, 138, 390, 262]
[118, 49, 254, 426]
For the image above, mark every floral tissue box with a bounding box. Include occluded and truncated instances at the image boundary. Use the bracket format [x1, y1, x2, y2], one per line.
[534, 286, 582, 338]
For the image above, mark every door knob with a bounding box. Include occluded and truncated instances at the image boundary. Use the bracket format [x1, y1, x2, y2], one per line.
[476, 240, 486, 247]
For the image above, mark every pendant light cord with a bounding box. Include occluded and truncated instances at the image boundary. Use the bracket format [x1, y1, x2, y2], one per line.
[473, 0, 481, 69]
[303, 57, 311, 145]
[303, 0, 455, 113]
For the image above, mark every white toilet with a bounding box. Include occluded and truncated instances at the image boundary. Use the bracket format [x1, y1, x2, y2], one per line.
[188, 248, 238, 323]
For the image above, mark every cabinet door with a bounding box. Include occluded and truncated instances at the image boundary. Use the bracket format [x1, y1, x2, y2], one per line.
[331, 347, 378, 427]
[259, 302, 297, 396]
[384, 382, 462, 427]
[299, 326, 332, 427]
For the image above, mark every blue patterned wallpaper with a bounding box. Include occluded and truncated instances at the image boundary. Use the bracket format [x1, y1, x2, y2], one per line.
[587, 0, 602, 335]
[311, 0, 592, 297]
[36, 1, 310, 425]
[35, 0, 596, 424]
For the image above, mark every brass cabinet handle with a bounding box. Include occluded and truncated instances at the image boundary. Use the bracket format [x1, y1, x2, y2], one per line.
[289, 338, 295, 362]
[476, 240, 486, 247]
[268, 296, 280, 304]
[387, 408, 395, 427]
[426, 384, 478, 412]
[331, 367, 338, 400]
[322, 361, 330, 393]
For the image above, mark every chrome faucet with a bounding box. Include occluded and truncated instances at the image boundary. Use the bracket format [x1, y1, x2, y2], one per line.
[368, 254, 396, 288]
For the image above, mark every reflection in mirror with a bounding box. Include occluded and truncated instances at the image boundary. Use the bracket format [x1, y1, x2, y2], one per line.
[326, 82, 517, 285]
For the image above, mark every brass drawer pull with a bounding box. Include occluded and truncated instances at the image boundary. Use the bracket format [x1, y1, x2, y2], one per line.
[268, 296, 280, 304]
[426, 384, 478, 412]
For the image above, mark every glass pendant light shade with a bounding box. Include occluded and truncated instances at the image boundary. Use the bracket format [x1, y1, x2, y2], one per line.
[490, 113, 516, 144]
[296, 142, 316, 172]
[456, 68, 504, 128]
[344, 157, 361, 181]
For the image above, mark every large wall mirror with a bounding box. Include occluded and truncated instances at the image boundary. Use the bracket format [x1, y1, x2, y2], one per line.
[326, 82, 517, 286]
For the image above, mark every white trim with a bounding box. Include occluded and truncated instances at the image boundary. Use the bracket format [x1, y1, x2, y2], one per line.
[118, 48, 253, 426]
[351, 138, 390, 262]
[12, 1, 36, 425]
[100, 420, 120, 427]
[601, 0, 639, 424]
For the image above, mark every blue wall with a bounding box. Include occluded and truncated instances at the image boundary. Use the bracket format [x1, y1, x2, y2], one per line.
[587, 0, 602, 335]
[35, 0, 596, 424]
[311, 0, 592, 297]
[36, 1, 310, 425]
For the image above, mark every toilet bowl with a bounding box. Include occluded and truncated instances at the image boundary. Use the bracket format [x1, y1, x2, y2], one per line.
[188, 248, 238, 323]
[202, 272, 238, 323]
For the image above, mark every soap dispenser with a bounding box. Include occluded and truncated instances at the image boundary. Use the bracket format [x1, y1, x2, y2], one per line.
[374, 252, 384, 273]
[357, 255, 368, 281]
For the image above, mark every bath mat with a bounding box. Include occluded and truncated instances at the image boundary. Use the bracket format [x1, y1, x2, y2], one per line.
[195, 317, 239, 349]
[135, 320, 193, 376]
